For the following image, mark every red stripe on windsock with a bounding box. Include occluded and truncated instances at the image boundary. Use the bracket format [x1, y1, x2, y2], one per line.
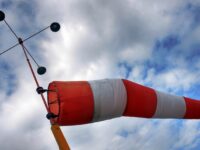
[184, 97, 200, 119]
[122, 79, 157, 118]
[48, 81, 94, 126]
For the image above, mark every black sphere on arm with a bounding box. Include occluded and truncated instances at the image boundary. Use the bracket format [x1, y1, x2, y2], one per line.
[0, 10, 5, 21]
[50, 22, 60, 32]
[37, 66, 46, 75]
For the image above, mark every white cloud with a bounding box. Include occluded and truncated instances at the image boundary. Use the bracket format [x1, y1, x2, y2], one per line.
[144, 68, 200, 93]
[174, 120, 200, 150]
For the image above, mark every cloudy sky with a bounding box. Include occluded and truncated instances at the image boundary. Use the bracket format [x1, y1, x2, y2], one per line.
[1, 0, 200, 149]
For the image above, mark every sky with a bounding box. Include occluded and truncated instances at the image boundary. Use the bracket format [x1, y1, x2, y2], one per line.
[1, 0, 200, 149]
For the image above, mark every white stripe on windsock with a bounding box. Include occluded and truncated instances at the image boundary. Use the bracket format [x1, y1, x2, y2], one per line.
[153, 91, 186, 118]
[89, 79, 127, 122]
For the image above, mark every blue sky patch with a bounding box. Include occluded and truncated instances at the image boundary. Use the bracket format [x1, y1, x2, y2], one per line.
[1, 0, 13, 8]
[0, 61, 17, 96]
[186, 3, 200, 26]
[118, 62, 132, 79]
[149, 35, 181, 73]
[155, 35, 180, 50]
[118, 130, 129, 138]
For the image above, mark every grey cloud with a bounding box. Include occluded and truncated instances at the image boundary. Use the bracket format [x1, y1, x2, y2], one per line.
[1, 0, 200, 150]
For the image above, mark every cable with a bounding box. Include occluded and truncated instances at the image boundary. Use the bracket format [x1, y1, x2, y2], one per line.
[0, 42, 19, 56]
[0, 26, 50, 56]
[0, 43, 42, 68]
[4, 20, 19, 39]
[23, 26, 50, 42]
[23, 45, 40, 67]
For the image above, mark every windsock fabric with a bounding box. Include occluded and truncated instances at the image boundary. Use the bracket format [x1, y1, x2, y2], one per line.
[47, 79, 200, 126]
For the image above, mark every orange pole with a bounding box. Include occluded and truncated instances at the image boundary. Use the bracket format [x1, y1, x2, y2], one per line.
[51, 125, 71, 150]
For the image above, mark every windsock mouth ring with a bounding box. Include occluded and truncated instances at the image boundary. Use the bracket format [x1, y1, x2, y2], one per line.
[47, 81, 94, 126]
[47, 82, 60, 123]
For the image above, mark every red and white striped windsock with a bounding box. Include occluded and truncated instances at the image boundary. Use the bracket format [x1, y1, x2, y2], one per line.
[47, 79, 200, 126]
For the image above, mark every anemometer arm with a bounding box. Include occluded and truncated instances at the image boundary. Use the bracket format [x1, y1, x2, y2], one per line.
[0, 10, 70, 150]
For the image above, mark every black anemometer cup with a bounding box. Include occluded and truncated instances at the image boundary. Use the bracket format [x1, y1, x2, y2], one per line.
[0, 11, 5, 21]
[37, 66, 47, 75]
[50, 22, 60, 32]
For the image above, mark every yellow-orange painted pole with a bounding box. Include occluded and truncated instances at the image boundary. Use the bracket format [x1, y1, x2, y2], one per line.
[51, 124, 70, 150]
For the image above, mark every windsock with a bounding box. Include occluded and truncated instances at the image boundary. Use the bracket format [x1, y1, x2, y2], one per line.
[47, 79, 200, 126]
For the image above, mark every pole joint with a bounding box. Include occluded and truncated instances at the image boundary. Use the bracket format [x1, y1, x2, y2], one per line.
[18, 37, 23, 44]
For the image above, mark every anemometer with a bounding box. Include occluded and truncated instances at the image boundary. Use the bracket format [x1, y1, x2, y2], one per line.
[0, 10, 70, 150]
